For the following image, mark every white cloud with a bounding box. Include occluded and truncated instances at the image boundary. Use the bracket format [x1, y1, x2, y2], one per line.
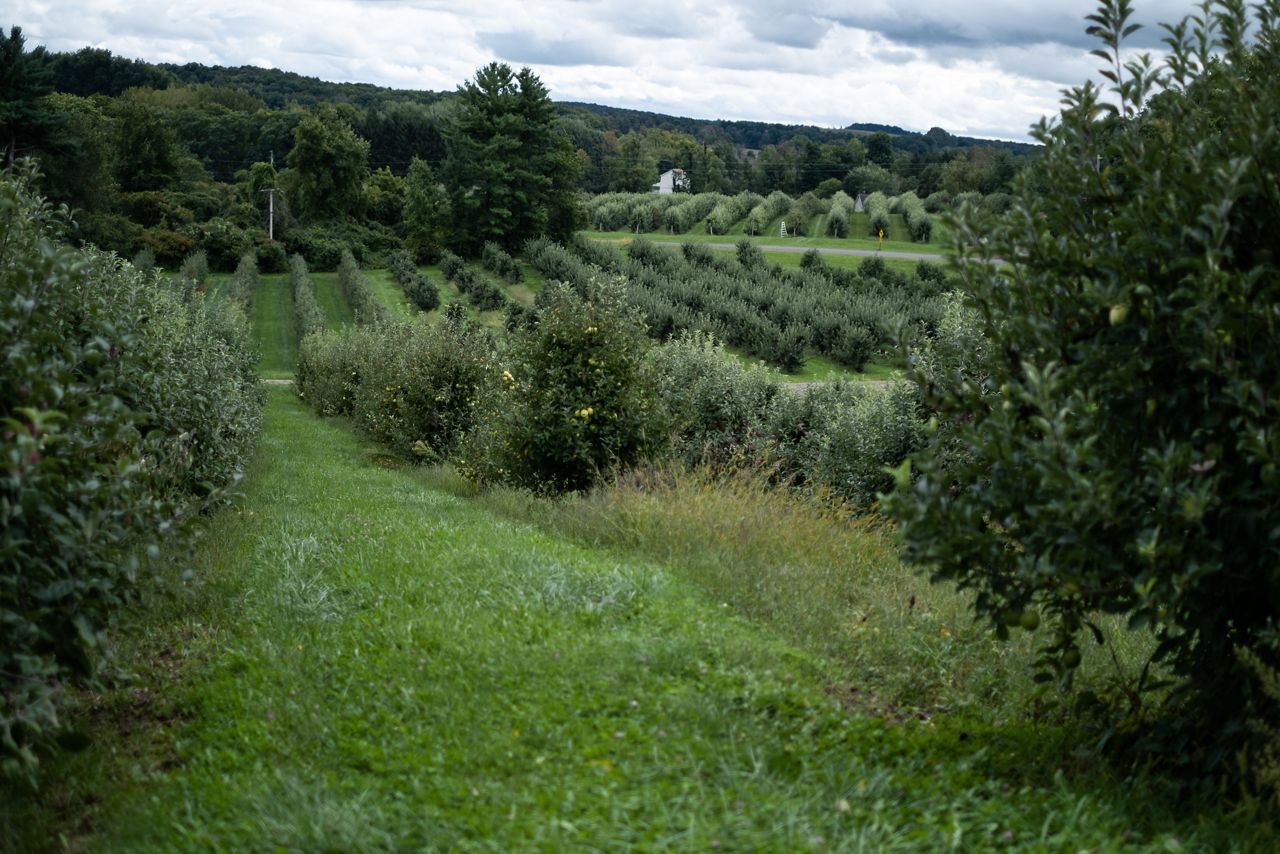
[10, 0, 1204, 140]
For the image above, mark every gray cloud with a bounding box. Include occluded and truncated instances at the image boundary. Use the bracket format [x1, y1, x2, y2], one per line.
[478, 30, 630, 67]
[12, 0, 1211, 142]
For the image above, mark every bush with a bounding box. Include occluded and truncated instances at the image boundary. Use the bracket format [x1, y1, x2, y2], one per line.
[296, 313, 499, 459]
[462, 277, 661, 494]
[896, 191, 933, 243]
[184, 217, 253, 271]
[289, 254, 327, 343]
[337, 248, 390, 325]
[1, 168, 262, 780]
[481, 241, 523, 284]
[179, 249, 209, 294]
[227, 252, 258, 309]
[255, 240, 288, 274]
[386, 249, 441, 313]
[132, 246, 156, 275]
[886, 0, 1280, 778]
[648, 331, 782, 468]
[772, 382, 924, 508]
[826, 191, 855, 237]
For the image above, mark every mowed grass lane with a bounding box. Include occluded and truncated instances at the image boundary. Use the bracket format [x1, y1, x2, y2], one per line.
[253, 272, 295, 379]
[9, 387, 1255, 850]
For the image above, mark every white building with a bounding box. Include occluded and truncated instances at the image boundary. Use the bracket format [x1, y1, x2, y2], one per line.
[651, 168, 690, 194]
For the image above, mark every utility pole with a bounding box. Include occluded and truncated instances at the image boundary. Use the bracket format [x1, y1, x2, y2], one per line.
[261, 150, 278, 241]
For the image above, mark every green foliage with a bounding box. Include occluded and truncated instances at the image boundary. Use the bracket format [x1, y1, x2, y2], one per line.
[227, 252, 258, 309]
[439, 249, 507, 311]
[184, 216, 253, 271]
[298, 314, 498, 459]
[285, 106, 371, 222]
[887, 0, 1280, 776]
[864, 191, 891, 239]
[336, 248, 390, 325]
[288, 254, 326, 343]
[771, 382, 925, 508]
[385, 248, 440, 312]
[480, 240, 523, 284]
[179, 248, 209, 291]
[825, 190, 855, 237]
[403, 157, 450, 264]
[705, 191, 760, 234]
[463, 278, 660, 494]
[131, 246, 156, 275]
[1, 29, 52, 167]
[743, 190, 792, 236]
[0, 167, 261, 780]
[896, 191, 933, 242]
[784, 192, 828, 236]
[648, 331, 783, 468]
[444, 63, 583, 254]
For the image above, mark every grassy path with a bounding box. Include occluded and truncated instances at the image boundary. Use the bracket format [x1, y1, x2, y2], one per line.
[254, 273, 295, 379]
[7, 388, 1260, 850]
[311, 271, 354, 328]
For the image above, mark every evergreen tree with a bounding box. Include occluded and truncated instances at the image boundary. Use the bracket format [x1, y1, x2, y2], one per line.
[0, 26, 51, 168]
[444, 63, 582, 255]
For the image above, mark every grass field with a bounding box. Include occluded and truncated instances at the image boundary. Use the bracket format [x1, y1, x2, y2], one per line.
[4, 388, 1266, 849]
[363, 268, 415, 319]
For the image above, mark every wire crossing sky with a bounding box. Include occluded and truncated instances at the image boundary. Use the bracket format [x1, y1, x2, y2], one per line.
[12, 1, 1194, 141]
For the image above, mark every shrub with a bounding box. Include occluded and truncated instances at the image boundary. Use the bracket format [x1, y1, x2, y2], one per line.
[386, 248, 440, 312]
[288, 254, 327, 343]
[301, 314, 499, 460]
[227, 252, 258, 309]
[481, 240, 523, 284]
[772, 382, 924, 508]
[648, 331, 782, 468]
[886, 0, 1280, 778]
[178, 249, 209, 295]
[185, 216, 253, 271]
[255, 240, 288, 274]
[132, 246, 156, 275]
[337, 248, 390, 325]
[705, 191, 761, 235]
[1, 168, 261, 780]
[462, 277, 660, 494]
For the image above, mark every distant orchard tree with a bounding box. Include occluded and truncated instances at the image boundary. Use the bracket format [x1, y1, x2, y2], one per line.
[444, 62, 583, 255]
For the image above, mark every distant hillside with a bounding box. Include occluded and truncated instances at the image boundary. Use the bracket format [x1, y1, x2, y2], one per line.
[558, 102, 1038, 155]
[160, 63, 446, 110]
[46, 48, 1034, 158]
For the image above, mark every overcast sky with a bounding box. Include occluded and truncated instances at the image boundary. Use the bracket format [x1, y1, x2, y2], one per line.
[13, 1, 1196, 141]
